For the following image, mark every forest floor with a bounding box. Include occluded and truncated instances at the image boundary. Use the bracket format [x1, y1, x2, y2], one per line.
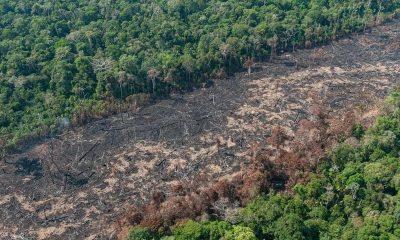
[1, 18, 399, 240]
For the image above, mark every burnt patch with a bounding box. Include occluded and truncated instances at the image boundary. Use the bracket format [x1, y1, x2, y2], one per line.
[14, 157, 43, 178]
[65, 172, 94, 187]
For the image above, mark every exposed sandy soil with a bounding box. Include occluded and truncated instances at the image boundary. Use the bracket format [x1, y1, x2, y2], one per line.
[1, 18, 399, 239]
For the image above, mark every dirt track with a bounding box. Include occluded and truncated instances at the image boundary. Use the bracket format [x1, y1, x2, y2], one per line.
[1, 18, 400, 239]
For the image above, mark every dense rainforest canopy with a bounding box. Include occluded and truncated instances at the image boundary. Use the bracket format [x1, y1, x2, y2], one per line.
[0, 0, 399, 145]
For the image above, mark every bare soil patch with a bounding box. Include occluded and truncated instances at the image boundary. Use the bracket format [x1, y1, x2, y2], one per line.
[1, 19, 399, 239]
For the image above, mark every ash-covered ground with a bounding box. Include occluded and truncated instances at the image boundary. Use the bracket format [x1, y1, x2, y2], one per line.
[1, 19, 399, 239]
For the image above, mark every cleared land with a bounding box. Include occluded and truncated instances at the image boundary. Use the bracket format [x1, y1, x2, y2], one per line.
[1, 19, 399, 239]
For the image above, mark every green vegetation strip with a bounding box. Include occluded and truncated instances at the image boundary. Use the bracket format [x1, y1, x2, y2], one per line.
[0, 0, 399, 146]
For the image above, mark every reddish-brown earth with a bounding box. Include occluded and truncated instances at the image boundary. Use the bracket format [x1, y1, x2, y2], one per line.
[1, 18, 399, 239]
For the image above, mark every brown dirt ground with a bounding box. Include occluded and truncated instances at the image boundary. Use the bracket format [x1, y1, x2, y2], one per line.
[1, 18, 399, 239]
